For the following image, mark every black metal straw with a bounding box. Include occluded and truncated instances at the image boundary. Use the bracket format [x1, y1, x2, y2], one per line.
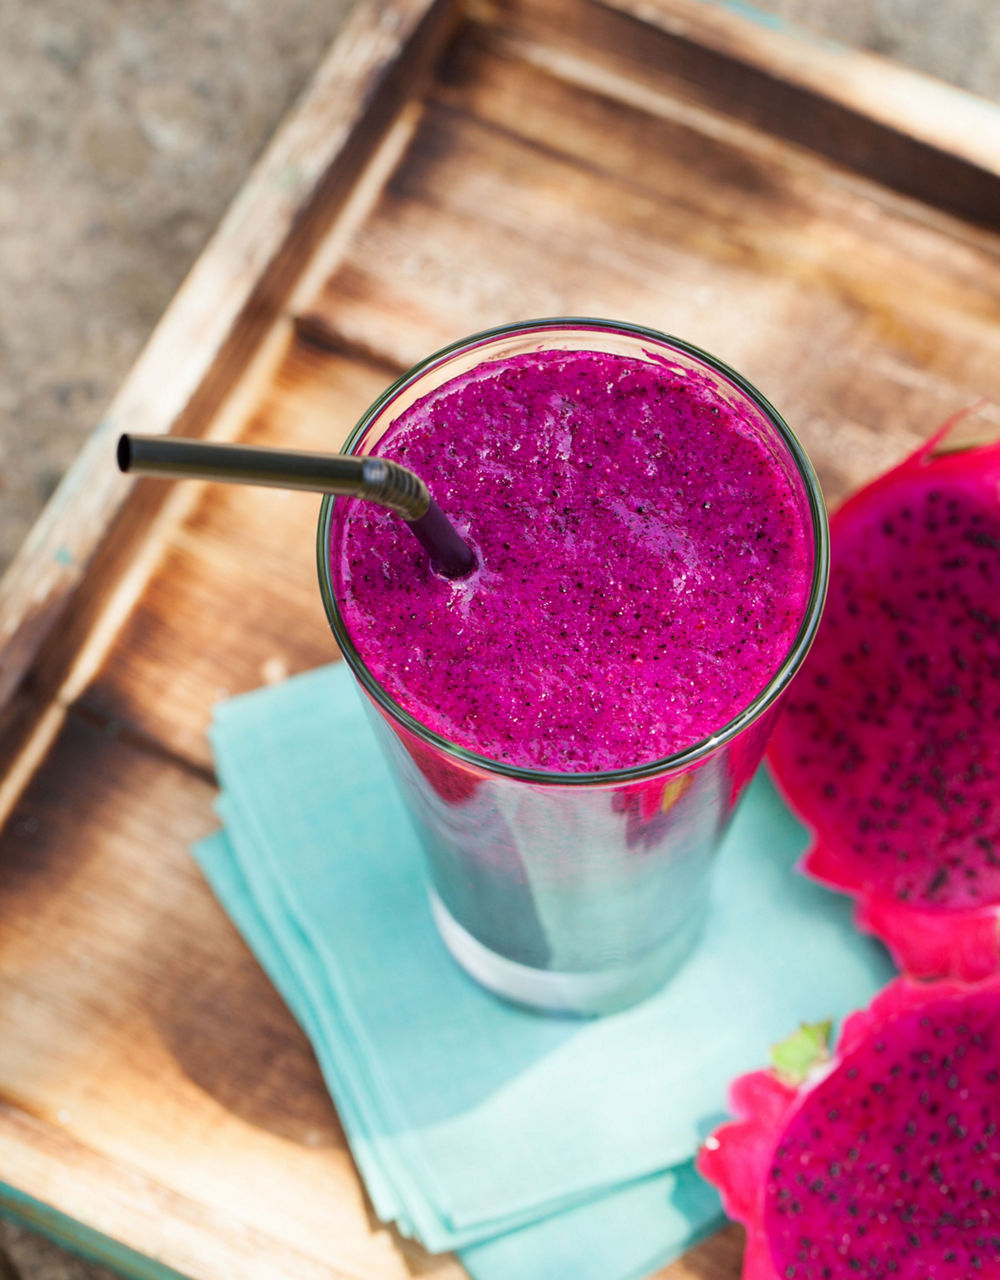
[117, 434, 476, 579]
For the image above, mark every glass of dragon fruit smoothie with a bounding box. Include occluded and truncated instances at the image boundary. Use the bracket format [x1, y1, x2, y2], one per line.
[318, 320, 828, 1015]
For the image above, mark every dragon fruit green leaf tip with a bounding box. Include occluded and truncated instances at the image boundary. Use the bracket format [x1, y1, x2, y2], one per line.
[698, 975, 1000, 1280]
[768, 411, 1000, 980]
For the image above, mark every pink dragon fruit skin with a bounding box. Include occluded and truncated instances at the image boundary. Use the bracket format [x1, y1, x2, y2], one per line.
[768, 415, 1000, 980]
[698, 975, 1000, 1280]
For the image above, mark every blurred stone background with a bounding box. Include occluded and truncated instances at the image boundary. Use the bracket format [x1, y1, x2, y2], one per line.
[0, 0, 356, 575]
[0, 0, 997, 1275]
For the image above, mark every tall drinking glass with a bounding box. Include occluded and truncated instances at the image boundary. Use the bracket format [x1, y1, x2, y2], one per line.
[318, 320, 828, 1015]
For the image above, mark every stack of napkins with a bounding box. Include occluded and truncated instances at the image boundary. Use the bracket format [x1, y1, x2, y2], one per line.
[196, 664, 893, 1280]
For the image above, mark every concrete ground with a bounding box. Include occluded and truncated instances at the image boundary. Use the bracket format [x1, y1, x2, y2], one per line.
[0, 0, 356, 575]
[1, 0, 998, 1276]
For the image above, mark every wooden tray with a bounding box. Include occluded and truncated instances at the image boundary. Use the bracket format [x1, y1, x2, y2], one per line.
[1, 1, 999, 1275]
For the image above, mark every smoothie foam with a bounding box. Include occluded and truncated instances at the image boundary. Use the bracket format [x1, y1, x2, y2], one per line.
[331, 349, 811, 774]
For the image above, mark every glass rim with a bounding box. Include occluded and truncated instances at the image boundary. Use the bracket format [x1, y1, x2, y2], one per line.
[316, 317, 830, 787]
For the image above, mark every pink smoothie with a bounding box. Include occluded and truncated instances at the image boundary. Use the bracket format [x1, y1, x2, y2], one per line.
[331, 349, 812, 774]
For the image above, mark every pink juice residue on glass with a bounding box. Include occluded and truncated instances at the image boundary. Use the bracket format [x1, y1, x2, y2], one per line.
[331, 350, 812, 773]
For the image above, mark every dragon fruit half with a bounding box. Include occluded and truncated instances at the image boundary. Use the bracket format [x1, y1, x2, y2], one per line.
[768, 416, 1000, 979]
[698, 975, 1000, 1279]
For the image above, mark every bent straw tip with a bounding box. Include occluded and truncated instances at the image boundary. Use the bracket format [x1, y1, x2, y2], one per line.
[116, 434, 133, 472]
[410, 499, 477, 579]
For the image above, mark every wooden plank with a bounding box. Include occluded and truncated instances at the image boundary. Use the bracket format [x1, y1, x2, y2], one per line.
[4, 1, 1000, 1277]
[75, 336, 389, 772]
[0, 713, 460, 1280]
[0, 0, 457, 718]
[0, 101, 422, 830]
[0, 1184, 190, 1280]
[497, 0, 1000, 227]
[602, 0, 1000, 183]
[658, 1226, 744, 1279]
[0, 706, 719, 1280]
[299, 50, 1000, 501]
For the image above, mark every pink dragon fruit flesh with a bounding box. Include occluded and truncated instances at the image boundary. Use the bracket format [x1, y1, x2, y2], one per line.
[698, 975, 1000, 1280]
[768, 414, 1000, 979]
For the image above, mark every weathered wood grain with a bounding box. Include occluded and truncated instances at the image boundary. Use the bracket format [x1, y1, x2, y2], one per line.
[302, 31, 1000, 502]
[499, 0, 1000, 227]
[0, 714, 461, 1280]
[34, 0, 1000, 778]
[76, 336, 388, 771]
[0, 707, 713, 1280]
[3, 0, 1000, 1277]
[605, 0, 1000, 184]
[658, 1225, 745, 1280]
[0, 0, 455, 719]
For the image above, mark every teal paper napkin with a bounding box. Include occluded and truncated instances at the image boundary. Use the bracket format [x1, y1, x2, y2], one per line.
[195, 663, 895, 1275]
[198, 829, 722, 1280]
